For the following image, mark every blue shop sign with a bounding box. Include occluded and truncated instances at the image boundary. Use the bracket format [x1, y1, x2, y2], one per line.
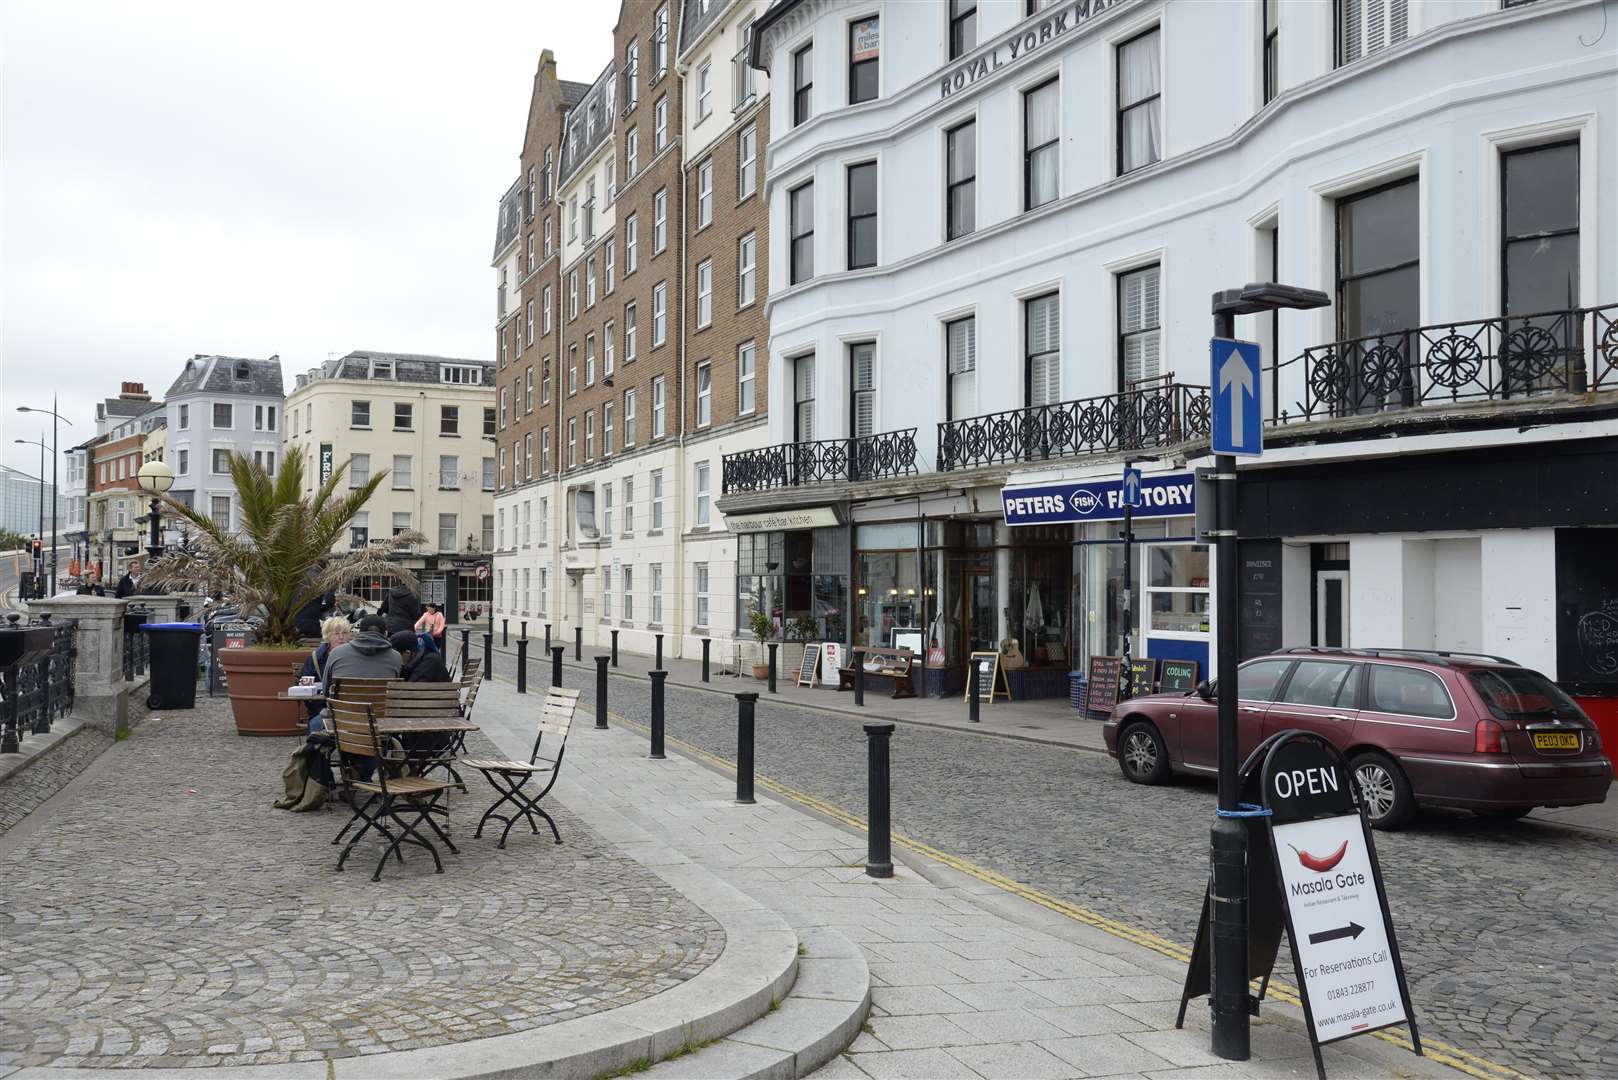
[1002, 471, 1196, 525]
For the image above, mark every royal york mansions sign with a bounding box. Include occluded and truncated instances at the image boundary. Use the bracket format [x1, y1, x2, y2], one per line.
[940, 0, 1128, 98]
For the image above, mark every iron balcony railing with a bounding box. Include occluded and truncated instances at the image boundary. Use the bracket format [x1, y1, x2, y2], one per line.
[1272, 303, 1618, 424]
[936, 383, 1212, 472]
[722, 429, 920, 494]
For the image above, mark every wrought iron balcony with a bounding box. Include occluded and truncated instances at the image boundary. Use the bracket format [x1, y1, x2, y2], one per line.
[936, 383, 1212, 473]
[1273, 303, 1617, 424]
[722, 429, 920, 494]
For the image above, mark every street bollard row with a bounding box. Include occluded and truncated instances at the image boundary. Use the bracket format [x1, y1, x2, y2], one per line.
[502, 618, 509, 647]
[650, 669, 667, 759]
[611, 629, 620, 667]
[595, 655, 609, 730]
[574, 625, 582, 662]
[655, 633, 663, 670]
[517, 638, 528, 694]
[701, 637, 711, 682]
[484, 632, 493, 680]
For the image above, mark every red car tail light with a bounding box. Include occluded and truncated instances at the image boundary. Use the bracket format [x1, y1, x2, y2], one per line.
[1474, 719, 1509, 754]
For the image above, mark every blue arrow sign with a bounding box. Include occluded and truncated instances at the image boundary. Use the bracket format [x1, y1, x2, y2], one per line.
[1122, 466, 1143, 508]
[1211, 338, 1263, 456]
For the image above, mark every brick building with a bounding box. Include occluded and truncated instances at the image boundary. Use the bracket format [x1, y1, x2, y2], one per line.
[488, 0, 774, 665]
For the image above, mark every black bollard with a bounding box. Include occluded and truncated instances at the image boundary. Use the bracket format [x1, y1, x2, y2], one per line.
[655, 633, 663, 669]
[484, 632, 493, 679]
[545, 622, 552, 650]
[968, 656, 982, 723]
[854, 649, 866, 707]
[502, 618, 509, 646]
[734, 693, 758, 805]
[767, 642, 779, 693]
[551, 645, 564, 688]
[460, 627, 471, 668]
[594, 655, 609, 729]
[574, 625, 582, 661]
[517, 638, 528, 694]
[611, 629, 620, 667]
[650, 669, 667, 759]
[521, 619, 528, 641]
[865, 723, 895, 878]
[701, 638, 711, 682]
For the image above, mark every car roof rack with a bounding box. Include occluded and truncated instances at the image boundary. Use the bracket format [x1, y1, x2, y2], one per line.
[1280, 646, 1518, 667]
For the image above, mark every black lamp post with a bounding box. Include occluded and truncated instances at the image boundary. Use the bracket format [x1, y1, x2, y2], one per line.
[137, 459, 175, 561]
[17, 399, 72, 598]
[1205, 282, 1330, 1063]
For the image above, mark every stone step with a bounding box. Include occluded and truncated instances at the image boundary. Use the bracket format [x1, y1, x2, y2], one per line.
[643, 926, 871, 1080]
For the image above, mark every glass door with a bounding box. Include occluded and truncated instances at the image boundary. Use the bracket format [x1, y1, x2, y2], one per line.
[961, 569, 995, 666]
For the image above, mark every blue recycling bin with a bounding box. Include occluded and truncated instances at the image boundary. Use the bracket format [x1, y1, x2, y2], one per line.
[145, 622, 204, 710]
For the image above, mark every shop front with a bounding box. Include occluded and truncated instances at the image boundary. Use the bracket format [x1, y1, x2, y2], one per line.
[1004, 469, 1209, 703]
[731, 507, 850, 643]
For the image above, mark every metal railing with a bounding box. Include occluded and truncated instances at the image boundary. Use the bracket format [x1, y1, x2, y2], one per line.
[722, 429, 920, 494]
[937, 383, 1212, 472]
[1, 618, 76, 752]
[1272, 303, 1618, 424]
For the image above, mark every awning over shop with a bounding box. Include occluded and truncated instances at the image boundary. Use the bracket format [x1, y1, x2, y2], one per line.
[727, 506, 842, 533]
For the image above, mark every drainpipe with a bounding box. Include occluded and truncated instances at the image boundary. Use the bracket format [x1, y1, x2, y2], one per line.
[673, 122, 690, 662]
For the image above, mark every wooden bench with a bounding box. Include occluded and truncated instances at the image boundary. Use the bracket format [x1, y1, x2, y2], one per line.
[837, 647, 919, 699]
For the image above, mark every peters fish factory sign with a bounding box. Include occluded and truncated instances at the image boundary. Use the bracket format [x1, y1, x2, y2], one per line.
[1002, 471, 1194, 525]
[940, 0, 1128, 98]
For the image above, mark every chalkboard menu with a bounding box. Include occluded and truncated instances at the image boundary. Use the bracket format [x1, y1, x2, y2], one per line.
[965, 651, 1010, 702]
[1240, 539, 1285, 660]
[1159, 659, 1201, 693]
[797, 643, 822, 688]
[1127, 657, 1157, 698]
[1556, 528, 1618, 693]
[1085, 655, 1123, 715]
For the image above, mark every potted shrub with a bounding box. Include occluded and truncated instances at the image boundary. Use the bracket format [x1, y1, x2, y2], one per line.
[144, 447, 423, 736]
[748, 610, 774, 680]
[783, 616, 818, 675]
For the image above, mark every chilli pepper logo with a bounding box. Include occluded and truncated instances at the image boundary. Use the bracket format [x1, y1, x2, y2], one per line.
[1289, 840, 1349, 873]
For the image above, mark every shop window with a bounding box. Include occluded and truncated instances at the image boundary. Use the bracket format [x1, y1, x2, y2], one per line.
[1145, 543, 1210, 634]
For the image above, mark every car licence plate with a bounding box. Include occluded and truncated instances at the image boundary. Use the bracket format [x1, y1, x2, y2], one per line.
[1531, 731, 1581, 751]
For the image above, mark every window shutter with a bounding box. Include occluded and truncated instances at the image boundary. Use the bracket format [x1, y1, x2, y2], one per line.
[1027, 294, 1060, 356]
[797, 400, 816, 442]
[948, 318, 977, 375]
[1030, 354, 1061, 406]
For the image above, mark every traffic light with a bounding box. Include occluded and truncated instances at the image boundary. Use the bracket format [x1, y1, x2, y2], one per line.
[31, 538, 42, 560]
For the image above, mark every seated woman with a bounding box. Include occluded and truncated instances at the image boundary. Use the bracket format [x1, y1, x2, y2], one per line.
[299, 615, 351, 730]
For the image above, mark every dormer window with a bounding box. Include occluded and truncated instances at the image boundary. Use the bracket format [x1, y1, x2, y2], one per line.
[234, 361, 251, 380]
[370, 359, 394, 380]
[441, 364, 483, 386]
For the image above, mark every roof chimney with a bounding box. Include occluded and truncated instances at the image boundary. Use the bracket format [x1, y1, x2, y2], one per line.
[118, 382, 151, 401]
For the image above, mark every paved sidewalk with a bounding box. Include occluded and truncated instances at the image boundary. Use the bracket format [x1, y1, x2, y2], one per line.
[476, 676, 1463, 1080]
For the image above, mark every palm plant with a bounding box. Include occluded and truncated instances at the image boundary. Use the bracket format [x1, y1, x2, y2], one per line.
[143, 446, 425, 647]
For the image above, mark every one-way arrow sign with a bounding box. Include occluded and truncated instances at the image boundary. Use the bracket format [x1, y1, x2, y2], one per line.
[1210, 338, 1262, 456]
[1307, 921, 1366, 945]
[1122, 466, 1143, 508]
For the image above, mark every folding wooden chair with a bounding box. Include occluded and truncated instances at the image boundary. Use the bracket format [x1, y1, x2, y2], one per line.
[384, 681, 470, 791]
[328, 695, 457, 881]
[461, 687, 579, 849]
[326, 676, 395, 838]
[459, 661, 485, 723]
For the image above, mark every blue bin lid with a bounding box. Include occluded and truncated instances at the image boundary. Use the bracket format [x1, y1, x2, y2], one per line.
[144, 622, 205, 631]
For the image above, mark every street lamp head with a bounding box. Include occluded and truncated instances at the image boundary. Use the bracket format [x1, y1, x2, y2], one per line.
[1212, 282, 1332, 317]
[138, 459, 175, 495]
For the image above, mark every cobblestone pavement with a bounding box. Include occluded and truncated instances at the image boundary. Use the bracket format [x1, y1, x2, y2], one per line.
[557, 666, 1618, 1080]
[0, 725, 113, 836]
[0, 695, 723, 1071]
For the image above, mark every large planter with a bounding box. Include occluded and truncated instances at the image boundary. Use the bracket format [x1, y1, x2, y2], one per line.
[218, 646, 311, 736]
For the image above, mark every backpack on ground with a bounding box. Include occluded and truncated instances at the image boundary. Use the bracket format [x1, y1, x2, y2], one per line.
[272, 745, 329, 812]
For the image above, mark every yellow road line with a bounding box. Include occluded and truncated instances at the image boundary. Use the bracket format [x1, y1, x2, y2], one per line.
[607, 710, 1535, 1080]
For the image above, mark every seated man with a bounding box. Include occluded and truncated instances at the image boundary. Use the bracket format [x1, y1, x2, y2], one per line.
[310, 615, 400, 735]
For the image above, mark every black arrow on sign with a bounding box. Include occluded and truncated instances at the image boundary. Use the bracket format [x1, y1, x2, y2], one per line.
[1308, 922, 1365, 945]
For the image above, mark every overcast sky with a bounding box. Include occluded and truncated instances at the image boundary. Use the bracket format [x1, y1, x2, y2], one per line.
[2, 0, 614, 478]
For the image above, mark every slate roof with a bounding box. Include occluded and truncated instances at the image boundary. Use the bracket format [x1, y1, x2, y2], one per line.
[679, 0, 729, 58]
[557, 60, 616, 186]
[315, 350, 494, 385]
[493, 176, 525, 258]
[561, 79, 591, 108]
[164, 355, 284, 399]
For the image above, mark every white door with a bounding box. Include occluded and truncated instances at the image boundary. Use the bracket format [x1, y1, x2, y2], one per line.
[1316, 571, 1350, 648]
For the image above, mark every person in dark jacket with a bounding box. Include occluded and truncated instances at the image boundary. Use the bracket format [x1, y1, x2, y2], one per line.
[293, 589, 336, 640]
[114, 572, 136, 598]
[381, 584, 422, 638]
[390, 631, 452, 683]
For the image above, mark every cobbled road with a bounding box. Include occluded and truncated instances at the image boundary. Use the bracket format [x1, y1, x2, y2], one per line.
[554, 664, 1618, 1080]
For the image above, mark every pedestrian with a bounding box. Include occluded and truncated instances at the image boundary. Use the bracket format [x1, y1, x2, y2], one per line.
[381, 582, 422, 638]
[389, 631, 455, 759]
[114, 569, 135, 598]
[415, 602, 446, 653]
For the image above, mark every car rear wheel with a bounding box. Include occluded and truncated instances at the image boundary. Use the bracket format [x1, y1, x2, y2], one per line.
[1118, 721, 1170, 785]
[1350, 751, 1415, 830]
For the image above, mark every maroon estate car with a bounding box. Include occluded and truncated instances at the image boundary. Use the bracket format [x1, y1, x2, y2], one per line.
[1103, 648, 1612, 829]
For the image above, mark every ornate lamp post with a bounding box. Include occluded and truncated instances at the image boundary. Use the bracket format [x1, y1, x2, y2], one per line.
[137, 459, 175, 561]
